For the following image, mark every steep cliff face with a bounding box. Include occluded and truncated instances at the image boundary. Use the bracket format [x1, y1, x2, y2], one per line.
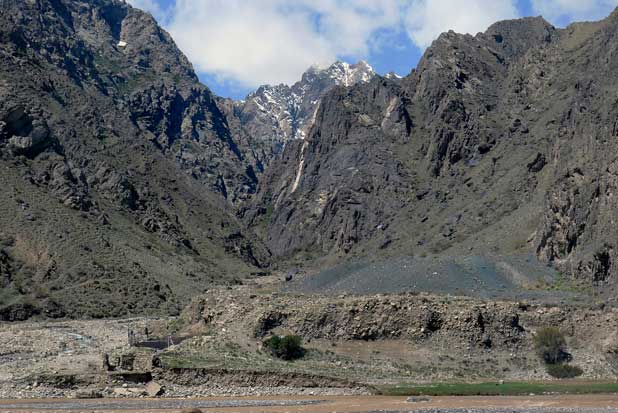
[247, 9, 618, 287]
[533, 11, 618, 282]
[0, 0, 268, 318]
[245, 77, 412, 256]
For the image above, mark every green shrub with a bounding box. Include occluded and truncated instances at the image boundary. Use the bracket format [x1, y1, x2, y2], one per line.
[263, 335, 305, 360]
[546, 363, 583, 379]
[534, 327, 571, 364]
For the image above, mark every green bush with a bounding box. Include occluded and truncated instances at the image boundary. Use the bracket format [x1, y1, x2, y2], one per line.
[263, 335, 305, 360]
[546, 363, 583, 379]
[534, 327, 571, 364]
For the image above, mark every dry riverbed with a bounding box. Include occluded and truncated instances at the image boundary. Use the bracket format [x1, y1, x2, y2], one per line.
[3, 395, 618, 413]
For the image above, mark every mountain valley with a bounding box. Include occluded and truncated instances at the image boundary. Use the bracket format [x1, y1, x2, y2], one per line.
[2, 0, 618, 319]
[5, 0, 618, 406]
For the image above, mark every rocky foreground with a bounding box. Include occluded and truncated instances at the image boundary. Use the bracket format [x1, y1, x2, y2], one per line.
[3, 283, 618, 401]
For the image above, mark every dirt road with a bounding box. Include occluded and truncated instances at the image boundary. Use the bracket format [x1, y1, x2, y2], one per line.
[3, 395, 618, 412]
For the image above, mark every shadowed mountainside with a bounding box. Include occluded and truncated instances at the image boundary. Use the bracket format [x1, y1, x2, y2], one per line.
[0, 0, 269, 318]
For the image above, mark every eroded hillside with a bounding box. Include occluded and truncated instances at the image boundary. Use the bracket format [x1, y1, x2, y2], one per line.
[0, 0, 269, 318]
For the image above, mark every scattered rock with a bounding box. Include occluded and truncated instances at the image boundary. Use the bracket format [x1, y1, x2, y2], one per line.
[72, 389, 103, 399]
[406, 396, 431, 403]
[113, 387, 133, 397]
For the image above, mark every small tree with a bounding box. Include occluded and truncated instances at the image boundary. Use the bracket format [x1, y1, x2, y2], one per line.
[263, 335, 305, 360]
[534, 327, 571, 364]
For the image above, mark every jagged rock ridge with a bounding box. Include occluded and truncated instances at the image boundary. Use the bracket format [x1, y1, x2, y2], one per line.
[246, 10, 618, 290]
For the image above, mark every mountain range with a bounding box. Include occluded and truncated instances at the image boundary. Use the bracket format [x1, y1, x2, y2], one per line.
[1, 0, 618, 319]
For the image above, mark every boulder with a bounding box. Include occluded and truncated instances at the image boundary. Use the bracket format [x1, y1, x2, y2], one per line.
[145, 381, 163, 397]
[113, 387, 145, 396]
[72, 389, 103, 399]
[0, 303, 38, 321]
[8, 119, 52, 157]
[112, 387, 133, 397]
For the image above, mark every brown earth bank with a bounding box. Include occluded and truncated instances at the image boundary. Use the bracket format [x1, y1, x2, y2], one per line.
[4, 395, 618, 413]
[173, 283, 618, 382]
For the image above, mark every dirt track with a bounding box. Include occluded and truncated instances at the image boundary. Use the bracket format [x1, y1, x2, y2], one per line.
[3, 395, 618, 413]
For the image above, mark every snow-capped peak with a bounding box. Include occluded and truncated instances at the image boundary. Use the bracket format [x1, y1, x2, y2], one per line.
[236, 60, 377, 156]
[385, 71, 403, 80]
[313, 60, 375, 87]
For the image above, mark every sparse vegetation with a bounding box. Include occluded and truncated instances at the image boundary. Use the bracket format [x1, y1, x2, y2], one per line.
[262, 335, 305, 360]
[377, 381, 618, 396]
[534, 327, 583, 378]
[534, 327, 570, 364]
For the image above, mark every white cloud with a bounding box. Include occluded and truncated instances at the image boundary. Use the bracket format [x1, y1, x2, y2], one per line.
[128, 0, 520, 88]
[530, 0, 617, 25]
[166, 0, 402, 88]
[125, 0, 168, 23]
[307, 0, 403, 56]
[125, 0, 617, 91]
[404, 0, 519, 48]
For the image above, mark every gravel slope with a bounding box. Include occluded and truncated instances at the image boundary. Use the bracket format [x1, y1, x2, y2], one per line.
[287, 255, 588, 305]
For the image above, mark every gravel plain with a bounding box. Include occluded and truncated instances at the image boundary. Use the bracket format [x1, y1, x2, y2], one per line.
[3, 396, 618, 413]
[386, 410, 618, 413]
[0, 397, 325, 411]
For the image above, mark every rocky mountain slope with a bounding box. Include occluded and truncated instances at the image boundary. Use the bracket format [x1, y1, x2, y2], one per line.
[0, 0, 269, 319]
[4, 0, 618, 320]
[246, 10, 618, 288]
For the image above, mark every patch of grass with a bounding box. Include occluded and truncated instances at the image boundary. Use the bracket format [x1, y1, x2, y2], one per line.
[264, 204, 274, 222]
[547, 364, 584, 379]
[377, 381, 618, 397]
[535, 273, 594, 295]
[157, 338, 397, 381]
[159, 353, 219, 369]
[116, 71, 158, 95]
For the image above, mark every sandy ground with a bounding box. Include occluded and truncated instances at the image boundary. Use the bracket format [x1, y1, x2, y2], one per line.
[0, 317, 163, 384]
[3, 395, 618, 412]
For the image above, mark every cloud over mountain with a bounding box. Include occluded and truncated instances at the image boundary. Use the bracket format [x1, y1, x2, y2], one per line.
[127, 0, 618, 89]
[404, 0, 518, 48]
[530, 0, 617, 26]
[165, 0, 400, 87]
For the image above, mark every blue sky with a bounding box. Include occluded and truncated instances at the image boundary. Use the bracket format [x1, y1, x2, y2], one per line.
[128, 0, 617, 99]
